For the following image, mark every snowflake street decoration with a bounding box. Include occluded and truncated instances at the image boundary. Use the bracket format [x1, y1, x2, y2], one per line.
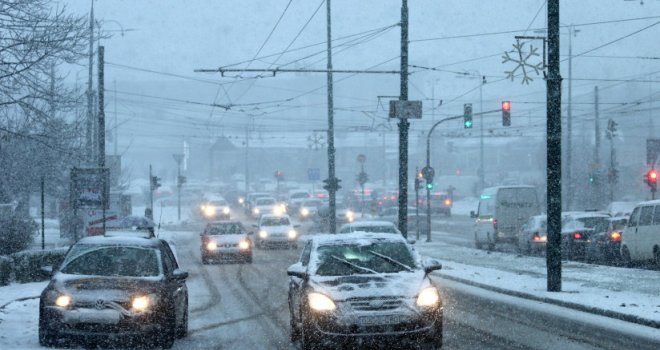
[307, 132, 326, 151]
[502, 40, 544, 85]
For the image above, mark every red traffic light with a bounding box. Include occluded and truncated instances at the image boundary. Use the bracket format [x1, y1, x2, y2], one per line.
[650, 170, 658, 181]
[502, 100, 511, 111]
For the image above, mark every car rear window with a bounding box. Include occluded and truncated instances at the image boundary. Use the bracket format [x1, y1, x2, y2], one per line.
[262, 217, 290, 226]
[207, 223, 242, 235]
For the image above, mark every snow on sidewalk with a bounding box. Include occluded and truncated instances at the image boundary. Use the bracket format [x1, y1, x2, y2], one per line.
[415, 239, 660, 325]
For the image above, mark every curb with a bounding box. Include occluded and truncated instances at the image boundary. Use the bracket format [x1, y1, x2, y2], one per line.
[434, 272, 660, 329]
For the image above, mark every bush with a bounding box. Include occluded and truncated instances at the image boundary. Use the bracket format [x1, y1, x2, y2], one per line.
[0, 213, 36, 255]
[0, 256, 11, 286]
[11, 247, 69, 283]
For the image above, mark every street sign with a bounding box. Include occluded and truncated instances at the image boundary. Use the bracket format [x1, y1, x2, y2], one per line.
[389, 100, 423, 119]
[647, 139, 660, 166]
[70, 167, 110, 210]
[307, 168, 320, 181]
[357, 154, 367, 163]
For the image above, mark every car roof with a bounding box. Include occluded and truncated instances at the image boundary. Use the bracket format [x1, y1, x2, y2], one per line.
[563, 211, 610, 219]
[343, 220, 396, 227]
[481, 185, 536, 196]
[207, 220, 242, 225]
[260, 214, 291, 219]
[635, 199, 660, 206]
[311, 232, 407, 247]
[77, 234, 163, 248]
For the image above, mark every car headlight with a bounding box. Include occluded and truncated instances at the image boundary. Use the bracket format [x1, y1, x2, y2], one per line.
[207, 241, 218, 250]
[288, 229, 297, 239]
[238, 240, 250, 250]
[204, 206, 216, 217]
[55, 295, 71, 308]
[416, 287, 440, 308]
[259, 230, 268, 239]
[223, 207, 230, 215]
[308, 292, 336, 312]
[200, 204, 207, 211]
[238, 197, 244, 204]
[300, 208, 310, 216]
[253, 208, 260, 215]
[131, 294, 157, 313]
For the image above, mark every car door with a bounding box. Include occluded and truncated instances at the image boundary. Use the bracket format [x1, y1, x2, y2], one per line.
[161, 242, 187, 325]
[289, 241, 312, 324]
[636, 206, 654, 259]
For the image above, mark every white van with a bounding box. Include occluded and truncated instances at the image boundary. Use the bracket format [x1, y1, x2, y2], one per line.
[621, 199, 660, 266]
[472, 186, 541, 250]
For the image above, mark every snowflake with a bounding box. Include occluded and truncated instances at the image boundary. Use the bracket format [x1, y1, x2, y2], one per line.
[502, 40, 544, 85]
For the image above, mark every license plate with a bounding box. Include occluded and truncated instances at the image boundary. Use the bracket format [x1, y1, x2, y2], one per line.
[357, 315, 402, 326]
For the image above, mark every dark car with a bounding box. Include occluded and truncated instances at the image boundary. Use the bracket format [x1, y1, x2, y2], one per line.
[39, 233, 189, 349]
[287, 233, 443, 349]
[585, 216, 628, 265]
[561, 212, 610, 260]
[200, 221, 253, 264]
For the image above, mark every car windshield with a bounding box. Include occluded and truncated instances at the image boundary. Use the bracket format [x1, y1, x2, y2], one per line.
[60, 245, 161, 277]
[315, 241, 415, 276]
[209, 200, 227, 206]
[256, 198, 275, 205]
[261, 217, 290, 226]
[577, 217, 609, 232]
[207, 223, 242, 235]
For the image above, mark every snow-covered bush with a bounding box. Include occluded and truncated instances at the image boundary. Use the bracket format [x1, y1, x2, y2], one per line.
[0, 213, 36, 255]
[11, 247, 68, 283]
[0, 256, 11, 286]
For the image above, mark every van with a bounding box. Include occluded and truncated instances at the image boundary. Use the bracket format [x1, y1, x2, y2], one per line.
[621, 199, 660, 266]
[472, 186, 540, 250]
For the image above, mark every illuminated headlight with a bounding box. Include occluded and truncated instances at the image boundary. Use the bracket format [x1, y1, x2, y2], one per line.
[288, 229, 297, 239]
[206, 241, 218, 250]
[238, 197, 245, 204]
[203, 206, 216, 217]
[238, 240, 250, 250]
[131, 294, 157, 313]
[253, 208, 260, 215]
[300, 208, 310, 216]
[200, 204, 207, 211]
[55, 295, 71, 308]
[346, 210, 354, 221]
[308, 292, 336, 312]
[273, 205, 285, 215]
[259, 230, 268, 239]
[223, 207, 230, 215]
[416, 287, 440, 308]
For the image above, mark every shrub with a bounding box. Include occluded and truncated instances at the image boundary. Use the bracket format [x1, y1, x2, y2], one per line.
[11, 247, 69, 283]
[0, 256, 11, 286]
[0, 213, 36, 255]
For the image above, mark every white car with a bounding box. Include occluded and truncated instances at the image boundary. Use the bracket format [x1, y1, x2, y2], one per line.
[251, 197, 286, 218]
[254, 214, 300, 249]
[338, 220, 401, 235]
[621, 200, 660, 267]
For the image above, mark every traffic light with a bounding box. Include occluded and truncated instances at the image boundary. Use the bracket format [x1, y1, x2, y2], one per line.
[463, 103, 473, 129]
[323, 177, 342, 192]
[426, 182, 434, 190]
[502, 100, 511, 126]
[274, 170, 284, 180]
[150, 176, 161, 191]
[644, 168, 658, 190]
[178, 175, 187, 187]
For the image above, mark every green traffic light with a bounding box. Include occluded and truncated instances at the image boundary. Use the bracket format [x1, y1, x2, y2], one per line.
[426, 183, 433, 189]
[464, 120, 473, 129]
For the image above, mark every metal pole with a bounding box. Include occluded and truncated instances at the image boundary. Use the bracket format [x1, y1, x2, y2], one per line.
[594, 86, 600, 166]
[41, 176, 45, 250]
[415, 167, 420, 241]
[245, 121, 250, 195]
[546, 0, 563, 292]
[149, 164, 154, 216]
[397, 0, 410, 238]
[87, 1, 94, 164]
[479, 74, 485, 191]
[177, 163, 181, 221]
[326, 0, 338, 233]
[566, 25, 574, 210]
[361, 163, 365, 218]
[98, 46, 106, 235]
[114, 80, 118, 156]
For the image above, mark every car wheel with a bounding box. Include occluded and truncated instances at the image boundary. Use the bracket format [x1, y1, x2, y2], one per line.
[245, 253, 253, 264]
[38, 306, 59, 347]
[621, 246, 632, 267]
[654, 247, 660, 267]
[202, 256, 209, 264]
[474, 233, 483, 249]
[176, 298, 189, 339]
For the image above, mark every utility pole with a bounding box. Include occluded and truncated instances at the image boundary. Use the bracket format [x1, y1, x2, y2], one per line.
[86, 1, 94, 164]
[565, 25, 577, 210]
[326, 0, 339, 234]
[546, 0, 563, 293]
[415, 166, 420, 241]
[397, 0, 410, 238]
[149, 164, 154, 217]
[114, 80, 118, 156]
[173, 154, 184, 222]
[594, 86, 600, 166]
[245, 120, 250, 195]
[41, 176, 45, 250]
[479, 74, 485, 192]
[98, 45, 106, 235]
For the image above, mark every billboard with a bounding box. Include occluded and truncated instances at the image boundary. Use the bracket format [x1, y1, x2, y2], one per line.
[70, 167, 110, 210]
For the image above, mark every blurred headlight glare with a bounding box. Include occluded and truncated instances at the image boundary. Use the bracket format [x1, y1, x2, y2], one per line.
[301, 208, 310, 216]
[416, 287, 440, 307]
[239, 240, 250, 250]
[132, 295, 154, 312]
[207, 241, 218, 250]
[308, 292, 336, 312]
[259, 230, 268, 239]
[223, 207, 230, 215]
[55, 295, 71, 307]
[203, 206, 216, 217]
[288, 230, 297, 239]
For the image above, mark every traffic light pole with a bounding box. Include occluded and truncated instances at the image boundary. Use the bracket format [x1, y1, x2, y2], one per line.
[149, 164, 153, 218]
[397, 0, 410, 238]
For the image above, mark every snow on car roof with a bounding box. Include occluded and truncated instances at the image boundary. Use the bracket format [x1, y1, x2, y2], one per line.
[343, 220, 396, 227]
[311, 232, 406, 246]
[564, 211, 610, 219]
[78, 234, 162, 247]
[260, 213, 291, 219]
[481, 185, 536, 195]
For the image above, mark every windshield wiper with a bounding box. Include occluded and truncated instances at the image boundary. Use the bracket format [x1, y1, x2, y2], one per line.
[330, 255, 381, 276]
[367, 250, 413, 272]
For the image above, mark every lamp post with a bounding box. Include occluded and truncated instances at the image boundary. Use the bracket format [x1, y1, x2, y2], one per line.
[173, 154, 184, 222]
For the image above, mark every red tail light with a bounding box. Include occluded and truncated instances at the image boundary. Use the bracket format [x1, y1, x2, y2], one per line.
[573, 232, 582, 240]
[390, 196, 396, 200]
[610, 231, 621, 241]
[532, 232, 541, 241]
[444, 198, 452, 206]
[493, 219, 498, 231]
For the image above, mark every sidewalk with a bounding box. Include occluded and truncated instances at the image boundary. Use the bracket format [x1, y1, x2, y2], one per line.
[414, 238, 660, 328]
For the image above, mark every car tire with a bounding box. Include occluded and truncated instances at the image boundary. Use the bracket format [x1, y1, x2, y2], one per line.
[474, 233, 483, 250]
[202, 256, 209, 265]
[654, 247, 660, 267]
[621, 246, 632, 268]
[38, 306, 59, 347]
[176, 298, 189, 339]
[245, 254, 253, 264]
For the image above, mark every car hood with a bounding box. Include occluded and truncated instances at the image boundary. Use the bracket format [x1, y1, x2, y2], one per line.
[309, 270, 430, 301]
[207, 234, 248, 244]
[48, 274, 163, 303]
[260, 225, 292, 234]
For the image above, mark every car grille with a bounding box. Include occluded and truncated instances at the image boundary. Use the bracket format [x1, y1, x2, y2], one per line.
[347, 297, 403, 311]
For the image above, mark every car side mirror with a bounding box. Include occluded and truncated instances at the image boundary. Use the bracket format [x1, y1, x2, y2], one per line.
[251, 224, 258, 228]
[470, 211, 477, 218]
[287, 263, 308, 280]
[172, 269, 189, 281]
[422, 257, 442, 274]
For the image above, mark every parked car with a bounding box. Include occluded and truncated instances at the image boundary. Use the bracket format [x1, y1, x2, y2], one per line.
[560, 211, 610, 261]
[379, 206, 430, 238]
[621, 200, 660, 267]
[287, 232, 443, 349]
[473, 186, 541, 250]
[200, 221, 253, 264]
[338, 220, 401, 234]
[39, 232, 188, 349]
[516, 214, 547, 255]
[253, 214, 299, 249]
[585, 216, 627, 265]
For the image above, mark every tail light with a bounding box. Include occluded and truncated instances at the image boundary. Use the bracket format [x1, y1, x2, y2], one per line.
[444, 198, 452, 206]
[573, 232, 582, 240]
[610, 231, 621, 241]
[493, 219, 498, 231]
[532, 232, 541, 241]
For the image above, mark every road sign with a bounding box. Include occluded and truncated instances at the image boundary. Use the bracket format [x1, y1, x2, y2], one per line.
[357, 154, 366, 163]
[307, 168, 320, 181]
[647, 139, 660, 166]
[389, 100, 423, 119]
[70, 167, 110, 209]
